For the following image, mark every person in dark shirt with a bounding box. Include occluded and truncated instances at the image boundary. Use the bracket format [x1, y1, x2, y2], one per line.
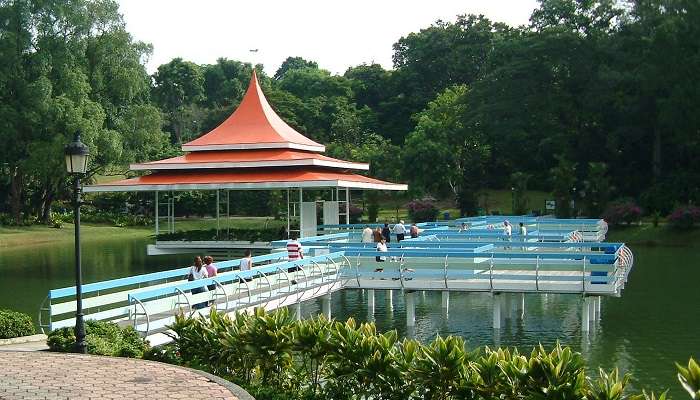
[381, 223, 391, 243]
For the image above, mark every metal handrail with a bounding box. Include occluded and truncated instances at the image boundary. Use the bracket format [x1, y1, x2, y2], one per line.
[131, 297, 150, 337]
[174, 287, 192, 316]
[38, 296, 51, 334]
[235, 274, 253, 307]
[274, 266, 294, 304]
[255, 269, 274, 308]
[295, 265, 309, 302]
[212, 279, 229, 311]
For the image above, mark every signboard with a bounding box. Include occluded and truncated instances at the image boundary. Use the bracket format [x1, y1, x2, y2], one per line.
[545, 200, 556, 210]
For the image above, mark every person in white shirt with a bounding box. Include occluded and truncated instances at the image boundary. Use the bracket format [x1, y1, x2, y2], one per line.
[361, 225, 373, 243]
[394, 220, 406, 242]
[188, 256, 209, 309]
[503, 220, 512, 237]
[519, 222, 527, 237]
[503, 220, 512, 249]
[375, 238, 388, 262]
[238, 249, 254, 283]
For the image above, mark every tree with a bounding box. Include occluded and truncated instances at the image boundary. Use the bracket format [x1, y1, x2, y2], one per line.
[403, 85, 490, 216]
[274, 56, 318, 80]
[550, 155, 577, 218]
[152, 58, 204, 144]
[0, 0, 166, 224]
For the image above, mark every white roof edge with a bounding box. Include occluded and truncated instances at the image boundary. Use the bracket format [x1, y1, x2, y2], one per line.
[84, 180, 408, 193]
[129, 159, 370, 171]
[181, 142, 326, 152]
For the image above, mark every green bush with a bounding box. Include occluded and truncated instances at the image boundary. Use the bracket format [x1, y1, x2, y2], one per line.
[0, 309, 35, 339]
[47, 320, 149, 357]
[153, 308, 693, 400]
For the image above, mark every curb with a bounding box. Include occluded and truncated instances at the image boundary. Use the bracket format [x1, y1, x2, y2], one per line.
[0, 334, 47, 346]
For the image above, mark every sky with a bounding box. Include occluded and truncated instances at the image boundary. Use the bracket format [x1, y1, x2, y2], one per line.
[117, 0, 539, 76]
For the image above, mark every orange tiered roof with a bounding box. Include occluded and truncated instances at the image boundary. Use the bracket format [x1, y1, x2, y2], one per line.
[131, 149, 368, 171]
[182, 70, 325, 152]
[86, 71, 406, 193]
[86, 168, 405, 192]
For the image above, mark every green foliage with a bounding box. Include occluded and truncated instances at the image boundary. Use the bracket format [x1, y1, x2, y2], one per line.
[47, 320, 148, 357]
[0, 309, 35, 339]
[583, 163, 613, 218]
[152, 308, 690, 400]
[550, 155, 577, 218]
[677, 358, 700, 399]
[511, 172, 532, 215]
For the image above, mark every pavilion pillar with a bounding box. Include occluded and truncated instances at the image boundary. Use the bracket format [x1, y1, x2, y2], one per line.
[154, 192, 159, 237]
[345, 188, 350, 225]
[298, 188, 303, 238]
[286, 189, 291, 239]
[216, 189, 220, 238]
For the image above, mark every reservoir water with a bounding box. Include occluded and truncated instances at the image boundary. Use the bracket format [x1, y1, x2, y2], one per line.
[0, 237, 697, 397]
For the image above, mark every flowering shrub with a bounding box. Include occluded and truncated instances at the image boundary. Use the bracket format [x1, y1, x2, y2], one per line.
[602, 202, 641, 225]
[668, 205, 700, 229]
[407, 199, 439, 222]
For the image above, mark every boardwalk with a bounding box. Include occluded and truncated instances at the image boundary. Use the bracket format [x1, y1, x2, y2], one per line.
[0, 351, 253, 400]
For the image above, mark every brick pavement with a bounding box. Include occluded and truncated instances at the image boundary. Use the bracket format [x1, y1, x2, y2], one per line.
[0, 351, 253, 400]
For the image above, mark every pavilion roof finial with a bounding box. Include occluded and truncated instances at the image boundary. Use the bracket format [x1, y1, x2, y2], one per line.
[182, 70, 325, 153]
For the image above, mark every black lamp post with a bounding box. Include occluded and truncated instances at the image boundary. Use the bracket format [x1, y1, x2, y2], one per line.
[65, 133, 89, 354]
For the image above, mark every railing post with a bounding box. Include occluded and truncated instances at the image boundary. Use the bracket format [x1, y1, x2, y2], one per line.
[405, 291, 415, 327]
[492, 293, 501, 329]
[321, 293, 331, 319]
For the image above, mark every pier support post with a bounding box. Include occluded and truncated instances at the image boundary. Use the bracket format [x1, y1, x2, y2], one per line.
[386, 289, 393, 303]
[581, 297, 592, 333]
[294, 302, 302, 321]
[519, 293, 525, 319]
[589, 297, 597, 322]
[321, 294, 331, 320]
[441, 291, 450, 310]
[406, 291, 415, 327]
[493, 293, 501, 329]
[596, 296, 601, 321]
[367, 289, 375, 314]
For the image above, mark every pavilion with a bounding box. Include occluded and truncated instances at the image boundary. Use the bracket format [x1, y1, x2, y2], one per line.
[85, 71, 406, 253]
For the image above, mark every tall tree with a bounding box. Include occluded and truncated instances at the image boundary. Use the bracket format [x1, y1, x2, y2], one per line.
[403, 85, 490, 215]
[152, 58, 204, 144]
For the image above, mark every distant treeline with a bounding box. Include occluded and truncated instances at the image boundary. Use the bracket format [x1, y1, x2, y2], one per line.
[1, 0, 698, 224]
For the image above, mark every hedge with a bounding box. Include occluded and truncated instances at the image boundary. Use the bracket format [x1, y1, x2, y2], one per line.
[144, 308, 700, 400]
[0, 309, 35, 339]
[47, 320, 149, 358]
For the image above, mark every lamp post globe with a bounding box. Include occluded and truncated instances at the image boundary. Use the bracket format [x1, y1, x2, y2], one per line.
[64, 133, 89, 354]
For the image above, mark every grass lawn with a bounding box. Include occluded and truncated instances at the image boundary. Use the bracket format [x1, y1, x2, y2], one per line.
[0, 223, 152, 248]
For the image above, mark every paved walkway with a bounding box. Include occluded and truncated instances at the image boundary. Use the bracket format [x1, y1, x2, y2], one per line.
[0, 351, 253, 400]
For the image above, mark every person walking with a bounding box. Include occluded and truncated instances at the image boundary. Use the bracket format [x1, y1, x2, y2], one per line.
[373, 226, 383, 242]
[381, 223, 391, 243]
[376, 238, 388, 262]
[361, 225, 373, 243]
[394, 220, 406, 242]
[239, 249, 253, 283]
[204, 256, 217, 291]
[410, 223, 421, 238]
[503, 220, 513, 249]
[519, 222, 527, 237]
[188, 256, 209, 310]
[286, 234, 303, 273]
